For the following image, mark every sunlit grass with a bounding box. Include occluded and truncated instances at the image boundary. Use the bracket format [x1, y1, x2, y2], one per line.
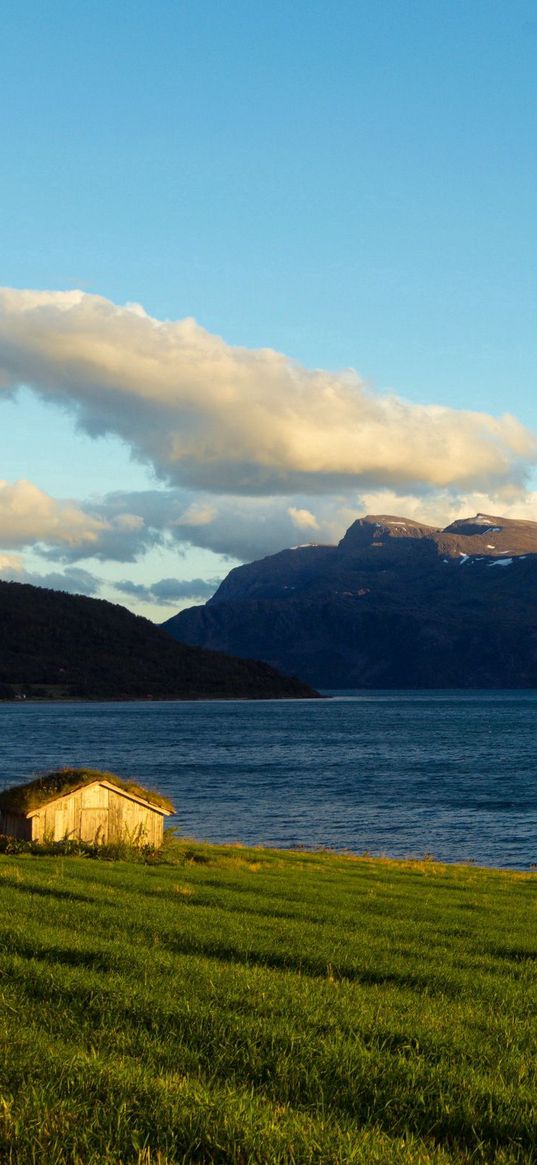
[1, 840, 536, 1162]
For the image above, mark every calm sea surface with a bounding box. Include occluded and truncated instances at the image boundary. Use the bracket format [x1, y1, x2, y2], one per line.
[1, 692, 537, 869]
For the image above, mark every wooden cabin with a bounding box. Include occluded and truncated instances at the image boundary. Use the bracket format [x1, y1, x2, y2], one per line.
[0, 768, 175, 846]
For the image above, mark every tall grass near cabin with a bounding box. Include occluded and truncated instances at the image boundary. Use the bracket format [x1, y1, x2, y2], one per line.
[1, 841, 537, 1163]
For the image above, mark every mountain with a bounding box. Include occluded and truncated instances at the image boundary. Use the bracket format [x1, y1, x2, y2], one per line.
[0, 580, 317, 700]
[163, 513, 537, 689]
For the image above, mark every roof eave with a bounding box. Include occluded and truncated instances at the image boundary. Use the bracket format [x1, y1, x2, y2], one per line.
[25, 779, 174, 818]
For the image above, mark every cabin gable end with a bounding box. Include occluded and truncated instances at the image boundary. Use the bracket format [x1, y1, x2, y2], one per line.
[1, 775, 171, 847]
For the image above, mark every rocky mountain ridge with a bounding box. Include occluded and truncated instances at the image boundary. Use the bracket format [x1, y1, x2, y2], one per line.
[164, 514, 537, 688]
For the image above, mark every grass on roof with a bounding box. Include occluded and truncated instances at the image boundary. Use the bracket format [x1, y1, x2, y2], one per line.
[0, 768, 175, 815]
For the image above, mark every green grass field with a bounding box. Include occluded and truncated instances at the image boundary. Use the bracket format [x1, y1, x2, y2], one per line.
[1, 840, 537, 1164]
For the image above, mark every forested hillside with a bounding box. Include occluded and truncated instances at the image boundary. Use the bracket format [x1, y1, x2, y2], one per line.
[0, 580, 317, 700]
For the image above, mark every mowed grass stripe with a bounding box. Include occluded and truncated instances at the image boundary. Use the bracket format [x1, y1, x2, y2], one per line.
[1, 843, 537, 1163]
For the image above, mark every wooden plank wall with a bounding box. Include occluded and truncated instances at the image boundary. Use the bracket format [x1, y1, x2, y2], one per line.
[30, 784, 164, 846]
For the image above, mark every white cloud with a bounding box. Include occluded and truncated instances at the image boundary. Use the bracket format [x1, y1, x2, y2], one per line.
[175, 501, 217, 526]
[0, 479, 107, 549]
[0, 552, 23, 574]
[351, 487, 537, 529]
[0, 287, 534, 497]
[288, 506, 320, 531]
[0, 478, 169, 566]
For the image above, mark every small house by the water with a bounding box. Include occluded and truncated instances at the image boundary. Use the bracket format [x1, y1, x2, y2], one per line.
[0, 768, 175, 846]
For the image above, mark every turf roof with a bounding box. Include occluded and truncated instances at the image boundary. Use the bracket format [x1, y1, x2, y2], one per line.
[0, 768, 175, 815]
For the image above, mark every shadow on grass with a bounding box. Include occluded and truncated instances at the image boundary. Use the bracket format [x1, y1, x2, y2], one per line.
[0, 874, 98, 904]
[3, 933, 122, 974]
[160, 930, 460, 996]
[487, 944, 537, 963]
[134, 882, 324, 924]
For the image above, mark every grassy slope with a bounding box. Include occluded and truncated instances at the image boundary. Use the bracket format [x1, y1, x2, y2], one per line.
[1, 844, 537, 1164]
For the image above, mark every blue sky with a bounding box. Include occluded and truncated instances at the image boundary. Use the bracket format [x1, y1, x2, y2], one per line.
[1, 1, 537, 618]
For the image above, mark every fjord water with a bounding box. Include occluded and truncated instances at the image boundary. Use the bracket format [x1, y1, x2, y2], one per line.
[1, 692, 537, 869]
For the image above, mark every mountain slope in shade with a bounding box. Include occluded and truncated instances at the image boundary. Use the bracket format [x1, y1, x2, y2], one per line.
[163, 514, 537, 689]
[0, 580, 318, 699]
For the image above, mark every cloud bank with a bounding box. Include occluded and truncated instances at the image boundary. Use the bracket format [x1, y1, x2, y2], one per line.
[5, 477, 537, 572]
[0, 550, 222, 606]
[0, 288, 534, 497]
[4, 476, 537, 611]
[114, 576, 222, 605]
[3, 287, 537, 614]
[0, 558, 102, 596]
